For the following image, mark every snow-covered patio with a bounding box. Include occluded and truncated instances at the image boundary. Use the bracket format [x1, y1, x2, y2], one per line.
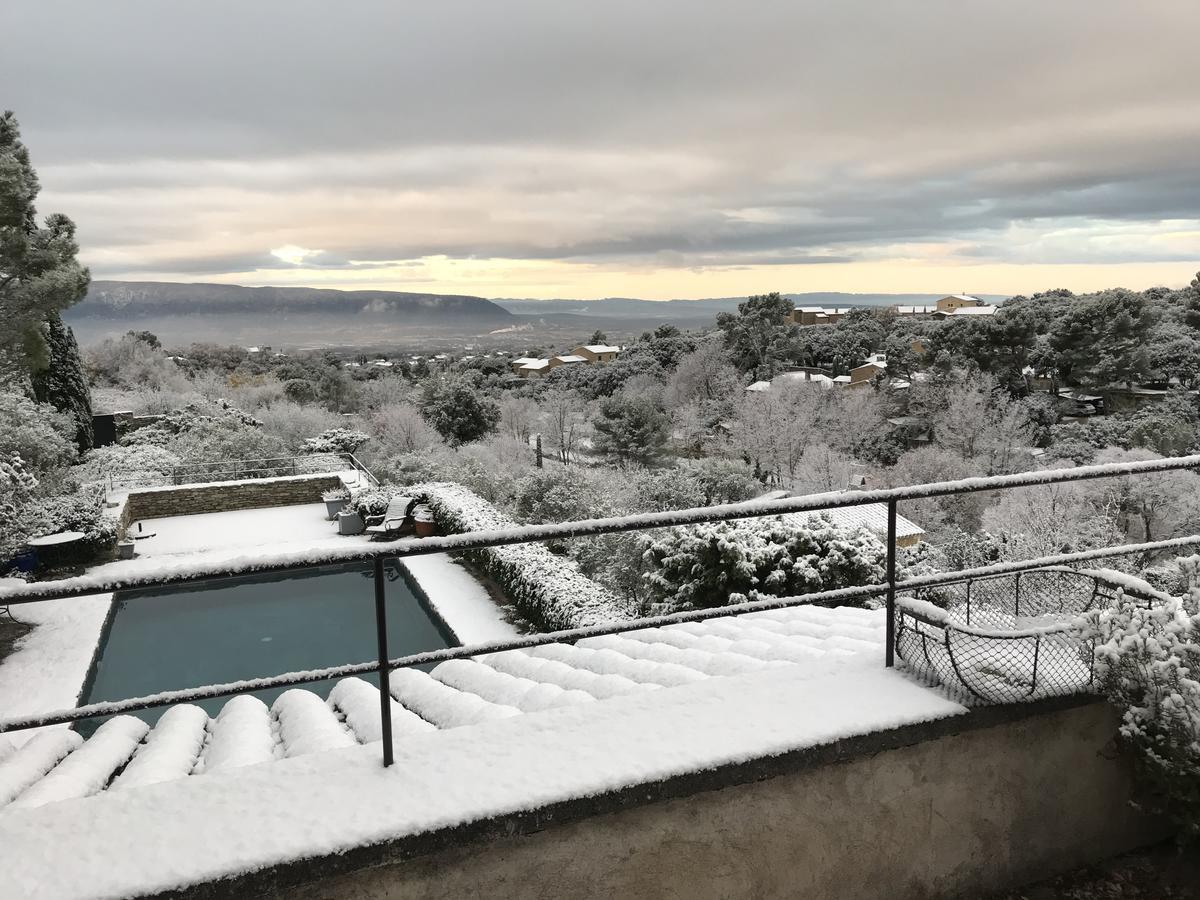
[127, 501, 367, 559]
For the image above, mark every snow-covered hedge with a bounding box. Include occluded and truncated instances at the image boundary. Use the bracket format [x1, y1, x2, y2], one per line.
[1078, 557, 1200, 838]
[642, 514, 887, 612]
[406, 481, 635, 631]
[72, 444, 181, 485]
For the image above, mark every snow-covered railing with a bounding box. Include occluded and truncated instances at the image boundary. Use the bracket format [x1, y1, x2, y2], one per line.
[2, 452, 1198, 766]
[895, 567, 1164, 705]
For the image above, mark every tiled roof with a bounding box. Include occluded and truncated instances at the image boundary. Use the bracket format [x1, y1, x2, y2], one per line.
[0, 605, 885, 814]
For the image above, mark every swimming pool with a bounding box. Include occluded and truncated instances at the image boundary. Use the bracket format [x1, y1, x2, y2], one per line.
[79, 560, 454, 732]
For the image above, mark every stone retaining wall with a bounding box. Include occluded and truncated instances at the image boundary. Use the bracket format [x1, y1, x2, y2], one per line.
[121, 475, 341, 531]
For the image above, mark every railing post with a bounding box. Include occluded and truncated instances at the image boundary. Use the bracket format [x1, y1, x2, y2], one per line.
[1014, 572, 1022, 618]
[885, 498, 897, 668]
[373, 557, 395, 767]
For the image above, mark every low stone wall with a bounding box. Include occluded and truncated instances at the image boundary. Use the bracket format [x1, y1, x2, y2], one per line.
[121, 475, 341, 531]
[227, 699, 1160, 900]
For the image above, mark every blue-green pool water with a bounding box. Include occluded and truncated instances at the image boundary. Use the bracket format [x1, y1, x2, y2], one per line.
[79, 560, 454, 732]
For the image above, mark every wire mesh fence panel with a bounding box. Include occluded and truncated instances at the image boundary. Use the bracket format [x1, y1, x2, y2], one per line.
[896, 569, 1106, 705]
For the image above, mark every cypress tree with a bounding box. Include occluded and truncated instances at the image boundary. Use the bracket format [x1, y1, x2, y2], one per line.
[32, 312, 93, 452]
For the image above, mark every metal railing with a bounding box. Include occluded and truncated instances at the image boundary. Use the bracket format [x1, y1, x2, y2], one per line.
[2, 453, 1199, 768]
[895, 567, 1165, 704]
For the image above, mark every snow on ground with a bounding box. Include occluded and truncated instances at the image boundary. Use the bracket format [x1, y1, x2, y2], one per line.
[127, 502, 370, 558]
[0, 589, 112, 747]
[0, 665, 966, 900]
[402, 554, 522, 643]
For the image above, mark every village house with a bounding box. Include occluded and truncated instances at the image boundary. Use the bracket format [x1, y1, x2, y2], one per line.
[786, 307, 853, 327]
[847, 352, 888, 388]
[549, 354, 587, 370]
[893, 295, 998, 318]
[572, 343, 621, 363]
[516, 358, 551, 378]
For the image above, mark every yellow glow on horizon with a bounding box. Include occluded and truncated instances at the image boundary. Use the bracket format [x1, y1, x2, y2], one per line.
[119, 256, 1200, 301]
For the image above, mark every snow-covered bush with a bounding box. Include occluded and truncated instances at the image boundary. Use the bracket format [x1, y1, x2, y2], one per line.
[1, 453, 38, 559]
[1079, 565, 1200, 839]
[0, 388, 77, 477]
[300, 428, 370, 455]
[407, 481, 633, 630]
[26, 485, 118, 559]
[72, 444, 181, 485]
[642, 514, 887, 612]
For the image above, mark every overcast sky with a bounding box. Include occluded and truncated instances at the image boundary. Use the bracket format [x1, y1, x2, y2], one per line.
[4, 1, 1199, 299]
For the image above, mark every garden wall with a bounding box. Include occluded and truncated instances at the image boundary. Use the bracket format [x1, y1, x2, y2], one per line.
[243, 699, 1161, 900]
[120, 474, 341, 530]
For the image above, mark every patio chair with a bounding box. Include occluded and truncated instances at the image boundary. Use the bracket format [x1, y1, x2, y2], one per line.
[365, 495, 418, 538]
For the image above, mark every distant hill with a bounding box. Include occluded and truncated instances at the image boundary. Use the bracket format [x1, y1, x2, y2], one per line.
[494, 292, 1008, 318]
[73, 281, 513, 322]
[61, 281, 1009, 350]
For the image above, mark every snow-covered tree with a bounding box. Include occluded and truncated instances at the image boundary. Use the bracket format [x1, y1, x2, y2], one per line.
[539, 388, 589, 464]
[0, 112, 90, 378]
[0, 388, 76, 478]
[592, 395, 669, 466]
[300, 427, 370, 455]
[419, 376, 500, 447]
[0, 453, 38, 557]
[642, 515, 886, 611]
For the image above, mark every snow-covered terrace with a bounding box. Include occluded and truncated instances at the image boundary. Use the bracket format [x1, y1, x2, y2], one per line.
[3, 455, 1200, 897]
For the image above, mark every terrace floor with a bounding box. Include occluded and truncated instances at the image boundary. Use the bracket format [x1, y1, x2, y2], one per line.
[127, 501, 370, 559]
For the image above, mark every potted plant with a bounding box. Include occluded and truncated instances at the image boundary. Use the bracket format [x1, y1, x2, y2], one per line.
[117, 538, 136, 560]
[323, 487, 351, 520]
[413, 505, 436, 538]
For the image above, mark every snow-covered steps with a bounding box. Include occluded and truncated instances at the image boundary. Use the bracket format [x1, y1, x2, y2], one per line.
[0, 603, 889, 813]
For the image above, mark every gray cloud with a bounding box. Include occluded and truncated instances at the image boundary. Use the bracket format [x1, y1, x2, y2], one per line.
[3, 0, 1199, 281]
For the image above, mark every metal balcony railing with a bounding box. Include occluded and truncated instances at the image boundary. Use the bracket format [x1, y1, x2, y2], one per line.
[3, 453, 1200, 768]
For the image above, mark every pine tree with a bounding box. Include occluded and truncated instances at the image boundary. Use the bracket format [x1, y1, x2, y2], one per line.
[0, 111, 90, 377]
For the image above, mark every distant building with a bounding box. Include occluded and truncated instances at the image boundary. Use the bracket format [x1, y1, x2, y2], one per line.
[788, 307, 853, 327]
[894, 295, 996, 318]
[572, 344, 621, 363]
[516, 359, 551, 377]
[549, 354, 587, 370]
[510, 356, 542, 374]
[935, 294, 985, 313]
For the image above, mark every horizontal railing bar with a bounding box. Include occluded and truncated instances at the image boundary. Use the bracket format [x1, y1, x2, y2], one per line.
[6, 453, 1200, 605]
[0, 544, 1185, 733]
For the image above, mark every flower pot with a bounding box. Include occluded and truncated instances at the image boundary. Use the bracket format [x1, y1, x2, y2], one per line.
[117, 540, 136, 560]
[324, 498, 348, 520]
[413, 506, 436, 538]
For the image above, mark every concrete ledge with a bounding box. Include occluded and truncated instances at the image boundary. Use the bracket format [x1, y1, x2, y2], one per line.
[120, 475, 341, 531]
[155, 696, 1162, 900]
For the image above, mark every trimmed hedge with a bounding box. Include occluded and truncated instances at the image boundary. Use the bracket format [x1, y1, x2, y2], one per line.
[406, 481, 634, 631]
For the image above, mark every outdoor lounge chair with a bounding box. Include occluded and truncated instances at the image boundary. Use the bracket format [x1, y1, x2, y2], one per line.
[364, 496, 418, 538]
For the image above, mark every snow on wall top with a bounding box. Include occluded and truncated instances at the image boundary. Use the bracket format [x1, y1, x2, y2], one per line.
[0, 651, 964, 900]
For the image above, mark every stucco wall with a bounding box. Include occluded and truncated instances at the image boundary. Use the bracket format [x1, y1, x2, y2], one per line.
[261, 700, 1159, 900]
[120, 475, 340, 531]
